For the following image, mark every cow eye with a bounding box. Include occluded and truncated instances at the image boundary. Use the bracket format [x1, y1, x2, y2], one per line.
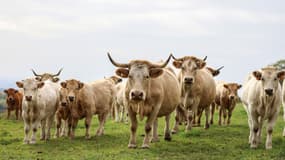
[128, 75, 133, 79]
[145, 75, 150, 79]
[181, 67, 185, 70]
[261, 78, 265, 81]
[274, 78, 277, 81]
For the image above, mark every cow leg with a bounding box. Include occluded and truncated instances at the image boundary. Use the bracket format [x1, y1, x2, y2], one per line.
[151, 118, 159, 142]
[55, 115, 61, 138]
[96, 113, 107, 136]
[210, 103, 215, 124]
[164, 114, 171, 141]
[218, 107, 222, 126]
[204, 106, 210, 129]
[30, 122, 39, 144]
[250, 111, 259, 149]
[172, 107, 181, 134]
[120, 105, 125, 123]
[15, 109, 19, 120]
[257, 117, 264, 144]
[186, 110, 194, 131]
[114, 103, 120, 122]
[222, 108, 227, 125]
[266, 113, 278, 149]
[40, 119, 46, 141]
[7, 109, 10, 119]
[70, 118, 79, 139]
[85, 115, 92, 139]
[128, 109, 137, 148]
[67, 117, 72, 137]
[197, 108, 202, 126]
[247, 113, 253, 144]
[61, 119, 68, 137]
[283, 105, 285, 137]
[23, 120, 30, 144]
[46, 116, 54, 140]
[227, 108, 233, 125]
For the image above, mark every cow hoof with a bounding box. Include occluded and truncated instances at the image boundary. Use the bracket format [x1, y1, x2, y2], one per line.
[128, 144, 137, 149]
[151, 138, 160, 143]
[141, 144, 150, 149]
[85, 136, 91, 140]
[266, 145, 272, 150]
[171, 129, 177, 134]
[250, 143, 257, 149]
[164, 136, 172, 141]
[204, 124, 210, 130]
[30, 140, 36, 144]
[210, 121, 213, 125]
[23, 140, 29, 144]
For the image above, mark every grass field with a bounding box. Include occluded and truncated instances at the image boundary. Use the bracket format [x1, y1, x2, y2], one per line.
[1, 104, 285, 160]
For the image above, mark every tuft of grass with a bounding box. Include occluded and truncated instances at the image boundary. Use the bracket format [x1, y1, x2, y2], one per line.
[0, 103, 285, 160]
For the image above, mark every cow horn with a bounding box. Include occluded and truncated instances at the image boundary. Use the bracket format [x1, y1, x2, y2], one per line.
[150, 54, 172, 68]
[217, 66, 224, 71]
[31, 69, 41, 77]
[171, 54, 184, 61]
[107, 52, 129, 68]
[203, 56, 207, 61]
[52, 68, 63, 77]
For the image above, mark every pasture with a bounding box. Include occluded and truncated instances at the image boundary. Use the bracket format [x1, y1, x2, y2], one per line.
[0, 104, 285, 160]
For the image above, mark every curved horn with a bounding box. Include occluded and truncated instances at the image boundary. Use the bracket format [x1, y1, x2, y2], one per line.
[31, 69, 41, 77]
[52, 68, 63, 77]
[150, 54, 172, 68]
[217, 66, 224, 71]
[171, 54, 184, 61]
[107, 52, 129, 68]
[203, 56, 207, 61]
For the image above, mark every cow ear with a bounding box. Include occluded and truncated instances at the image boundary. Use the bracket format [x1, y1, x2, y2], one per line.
[115, 68, 129, 78]
[253, 71, 262, 80]
[277, 71, 285, 80]
[52, 77, 60, 83]
[238, 84, 242, 89]
[173, 61, 182, 68]
[35, 77, 42, 81]
[223, 84, 229, 89]
[78, 82, 84, 89]
[16, 81, 23, 88]
[150, 68, 163, 78]
[4, 90, 8, 94]
[60, 82, 67, 88]
[37, 82, 45, 88]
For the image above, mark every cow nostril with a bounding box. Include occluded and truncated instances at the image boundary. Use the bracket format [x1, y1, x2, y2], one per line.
[69, 96, 74, 102]
[139, 92, 143, 98]
[265, 89, 273, 96]
[131, 92, 135, 97]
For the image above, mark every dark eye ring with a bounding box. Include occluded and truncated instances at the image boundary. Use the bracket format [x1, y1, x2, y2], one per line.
[145, 76, 150, 79]
[274, 78, 277, 81]
[261, 78, 265, 81]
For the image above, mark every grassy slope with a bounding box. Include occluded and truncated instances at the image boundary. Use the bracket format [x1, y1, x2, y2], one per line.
[0, 104, 285, 160]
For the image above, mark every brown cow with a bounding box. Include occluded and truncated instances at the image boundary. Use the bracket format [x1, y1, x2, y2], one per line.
[211, 82, 242, 125]
[55, 87, 71, 138]
[171, 55, 216, 133]
[4, 88, 23, 120]
[60, 78, 114, 139]
[107, 53, 180, 149]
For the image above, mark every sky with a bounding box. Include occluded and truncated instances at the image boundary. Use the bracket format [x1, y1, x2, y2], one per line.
[0, 0, 284, 88]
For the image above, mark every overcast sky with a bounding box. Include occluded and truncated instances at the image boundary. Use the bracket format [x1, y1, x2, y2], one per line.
[0, 0, 284, 88]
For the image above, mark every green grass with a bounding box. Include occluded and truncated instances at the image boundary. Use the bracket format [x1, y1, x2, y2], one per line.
[1, 104, 285, 160]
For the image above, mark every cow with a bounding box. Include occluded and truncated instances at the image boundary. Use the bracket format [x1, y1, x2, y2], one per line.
[242, 67, 285, 149]
[32, 68, 63, 83]
[113, 81, 128, 123]
[16, 78, 59, 144]
[210, 82, 242, 125]
[60, 78, 114, 139]
[55, 87, 71, 138]
[107, 53, 180, 149]
[4, 88, 23, 120]
[171, 55, 216, 134]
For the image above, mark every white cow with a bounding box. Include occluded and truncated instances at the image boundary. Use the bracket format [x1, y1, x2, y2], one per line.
[113, 81, 128, 123]
[242, 67, 285, 149]
[17, 78, 59, 144]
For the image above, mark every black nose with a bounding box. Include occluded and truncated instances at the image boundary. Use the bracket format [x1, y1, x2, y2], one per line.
[25, 96, 32, 101]
[131, 91, 144, 101]
[265, 89, 273, 96]
[8, 97, 13, 101]
[69, 96, 75, 102]
[184, 77, 193, 84]
[61, 102, 67, 106]
[229, 96, 235, 100]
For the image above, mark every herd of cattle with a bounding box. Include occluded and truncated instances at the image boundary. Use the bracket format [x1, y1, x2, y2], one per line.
[3, 53, 285, 150]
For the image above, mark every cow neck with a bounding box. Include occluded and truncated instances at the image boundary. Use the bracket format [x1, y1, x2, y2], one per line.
[261, 94, 276, 116]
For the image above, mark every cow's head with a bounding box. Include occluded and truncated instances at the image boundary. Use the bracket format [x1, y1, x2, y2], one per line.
[32, 68, 63, 82]
[4, 88, 19, 105]
[107, 76, 122, 84]
[60, 79, 84, 103]
[172, 55, 206, 86]
[59, 87, 69, 107]
[16, 78, 45, 102]
[206, 66, 224, 77]
[107, 53, 171, 102]
[252, 67, 285, 96]
[223, 83, 242, 100]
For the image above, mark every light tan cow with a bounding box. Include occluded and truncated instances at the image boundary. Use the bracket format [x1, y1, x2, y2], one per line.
[171, 55, 216, 133]
[242, 67, 285, 149]
[282, 79, 285, 137]
[60, 78, 114, 139]
[211, 82, 242, 125]
[16, 78, 59, 144]
[107, 53, 180, 149]
[113, 81, 128, 123]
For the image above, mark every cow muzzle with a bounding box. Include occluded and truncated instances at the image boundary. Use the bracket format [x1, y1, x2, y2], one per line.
[184, 77, 194, 85]
[229, 95, 235, 100]
[130, 90, 144, 101]
[265, 89, 273, 96]
[61, 102, 67, 107]
[25, 96, 32, 101]
[68, 96, 75, 102]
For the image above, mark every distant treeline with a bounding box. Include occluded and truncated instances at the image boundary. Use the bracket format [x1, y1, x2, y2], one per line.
[0, 92, 6, 112]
